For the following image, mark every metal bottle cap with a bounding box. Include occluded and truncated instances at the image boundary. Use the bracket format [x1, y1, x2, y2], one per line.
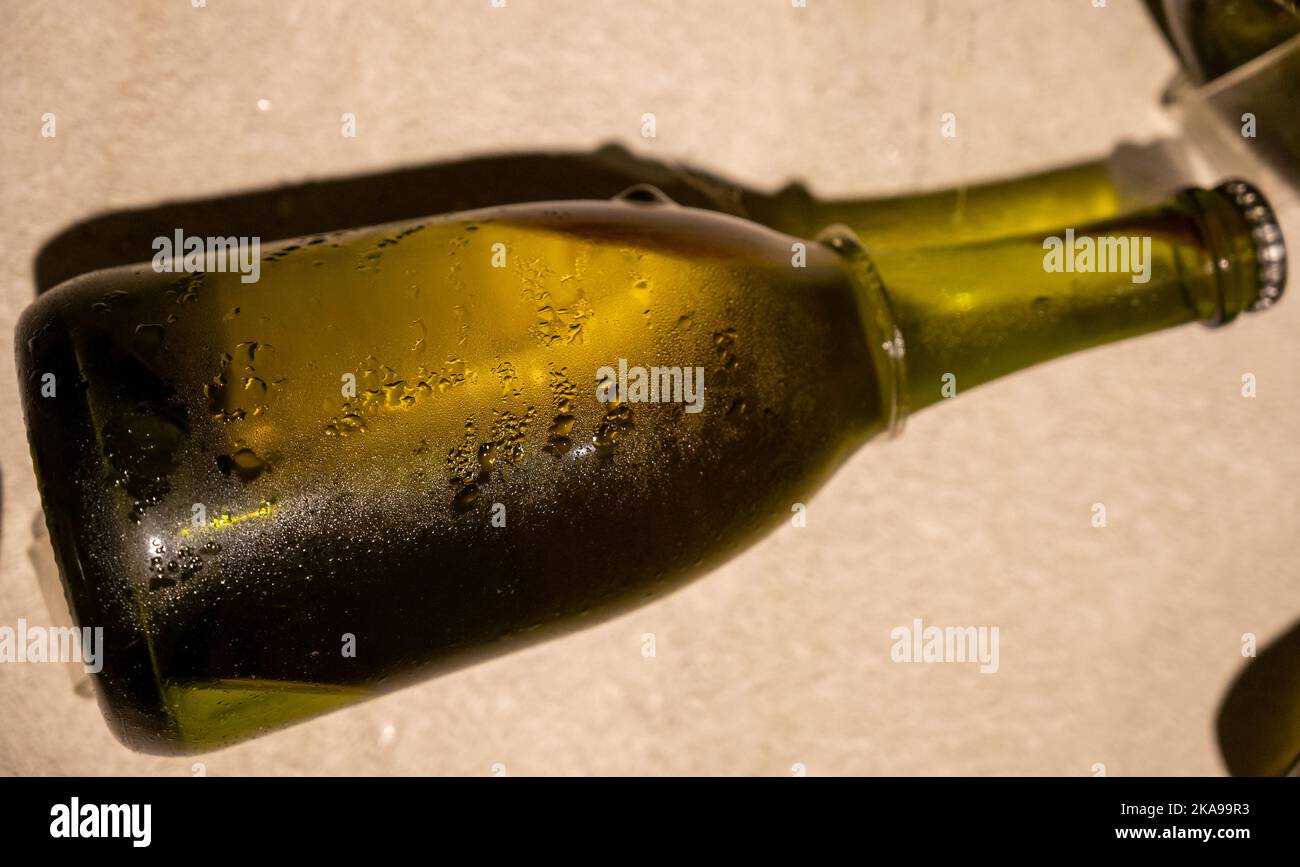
[1215, 179, 1287, 311]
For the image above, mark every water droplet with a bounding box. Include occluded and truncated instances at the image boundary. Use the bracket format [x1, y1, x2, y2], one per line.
[548, 415, 576, 437]
[615, 184, 674, 205]
[218, 447, 267, 482]
[134, 323, 166, 350]
[452, 484, 479, 513]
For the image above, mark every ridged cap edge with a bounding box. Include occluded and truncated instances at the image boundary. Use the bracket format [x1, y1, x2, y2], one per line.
[1215, 179, 1287, 312]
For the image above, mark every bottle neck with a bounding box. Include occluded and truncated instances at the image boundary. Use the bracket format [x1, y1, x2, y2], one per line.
[852, 180, 1285, 415]
[744, 140, 1190, 249]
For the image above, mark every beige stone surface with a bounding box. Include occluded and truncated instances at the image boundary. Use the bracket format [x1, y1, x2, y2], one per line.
[0, 0, 1296, 775]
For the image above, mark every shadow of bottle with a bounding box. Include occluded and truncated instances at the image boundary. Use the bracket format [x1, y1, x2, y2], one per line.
[32, 143, 748, 296]
[1217, 618, 1300, 776]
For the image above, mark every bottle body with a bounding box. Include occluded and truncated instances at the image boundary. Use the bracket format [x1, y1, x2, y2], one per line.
[19, 199, 897, 752]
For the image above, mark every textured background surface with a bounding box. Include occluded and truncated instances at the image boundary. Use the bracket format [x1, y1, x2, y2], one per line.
[1, 0, 1296, 776]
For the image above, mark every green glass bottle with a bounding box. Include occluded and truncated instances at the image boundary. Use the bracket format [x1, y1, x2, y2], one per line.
[1217, 619, 1300, 776]
[1151, 0, 1300, 190]
[36, 139, 1188, 293]
[16, 179, 1285, 753]
[1151, 0, 1300, 85]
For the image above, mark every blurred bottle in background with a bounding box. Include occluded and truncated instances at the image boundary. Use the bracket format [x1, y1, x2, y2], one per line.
[1152, 0, 1300, 84]
[1148, 0, 1300, 778]
[1149, 0, 1300, 195]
